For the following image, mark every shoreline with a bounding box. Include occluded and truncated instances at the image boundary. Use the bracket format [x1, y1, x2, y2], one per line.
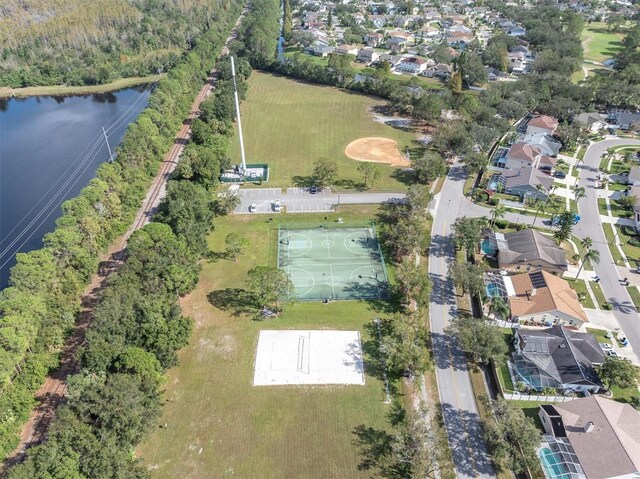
[0, 74, 166, 98]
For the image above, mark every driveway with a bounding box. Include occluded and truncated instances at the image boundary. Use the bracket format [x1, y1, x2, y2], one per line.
[429, 164, 496, 479]
[233, 187, 406, 214]
[572, 139, 640, 359]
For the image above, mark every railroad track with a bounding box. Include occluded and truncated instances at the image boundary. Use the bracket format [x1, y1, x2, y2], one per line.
[1, 7, 248, 471]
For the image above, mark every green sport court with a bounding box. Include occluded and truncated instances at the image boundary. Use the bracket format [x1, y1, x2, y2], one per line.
[277, 226, 389, 301]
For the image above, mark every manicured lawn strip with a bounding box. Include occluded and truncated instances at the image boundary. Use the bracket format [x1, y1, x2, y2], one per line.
[609, 200, 633, 218]
[603, 223, 626, 265]
[597, 198, 609, 216]
[229, 71, 419, 191]
[507, 400, 547, 430]
[627, 286, 640, 311]
[609, 182, 628, 192]
[590, 281, 607, 308]
[615, 225, 640, 265]
[581, 22, 624, 63]
[138, 207, 398, 479]
[566, 278, 596, 309]
[586, 327, 614, 345]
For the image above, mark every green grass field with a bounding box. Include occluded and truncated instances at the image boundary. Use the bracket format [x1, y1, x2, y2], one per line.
[229, 71, 420, 191]
[138, 206, 400, 479]
[581, 23, 624, 63]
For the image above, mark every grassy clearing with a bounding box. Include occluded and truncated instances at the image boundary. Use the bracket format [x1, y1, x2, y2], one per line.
[581, 22, 624, 63]
[0, 74, 164, 98]
[586, 327, 615, 346]
[229, 71, 420, 191]
[138, 206, 403, 479]
[566, 278, 596, 309]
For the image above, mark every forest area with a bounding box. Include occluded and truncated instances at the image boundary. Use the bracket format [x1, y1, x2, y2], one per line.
[0, 0, 234, 88]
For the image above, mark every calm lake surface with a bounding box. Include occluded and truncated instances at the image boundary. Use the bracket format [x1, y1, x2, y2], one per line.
[0, 86, 152, 289]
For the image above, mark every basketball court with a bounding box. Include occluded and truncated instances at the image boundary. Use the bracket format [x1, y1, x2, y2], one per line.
[253, 330, 365, 386]
[277, 226, 388, 301]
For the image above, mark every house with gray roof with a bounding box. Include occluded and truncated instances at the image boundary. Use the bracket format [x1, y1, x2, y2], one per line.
[523, 132, 562, 158]
[512, 326, 604, 393]
[495, 167, 554, 202]
[486, 229, 567, 274]
[538, 396, 640, 479]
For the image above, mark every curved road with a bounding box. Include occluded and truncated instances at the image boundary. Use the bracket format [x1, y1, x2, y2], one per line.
[573, 139, 640, 354]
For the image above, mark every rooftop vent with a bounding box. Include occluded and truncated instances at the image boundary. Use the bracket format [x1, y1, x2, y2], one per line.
[584, 421, 594, 433]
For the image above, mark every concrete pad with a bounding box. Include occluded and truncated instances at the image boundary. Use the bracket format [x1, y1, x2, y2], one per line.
[253, 330, 365, 386]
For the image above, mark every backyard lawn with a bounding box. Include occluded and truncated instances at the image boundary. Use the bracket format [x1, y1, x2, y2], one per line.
[566, 278, 596, 309]
[229, 71, 420, 191]
[581, 22, 624, 63]
[138, 207, 399, 479]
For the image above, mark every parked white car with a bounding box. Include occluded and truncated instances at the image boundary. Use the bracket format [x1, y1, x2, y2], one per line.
[599, 342, 614, 351]
[249, 203, 257, 213]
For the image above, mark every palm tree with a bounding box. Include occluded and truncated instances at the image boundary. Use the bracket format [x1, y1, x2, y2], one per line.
[489, 296, 510, 321]
[573, 186, 586, 208]
[532, 200, 547, 227]
[490, 205, 506, 228]
[582, 236, 593, 250]
[576, 248, 600, 279]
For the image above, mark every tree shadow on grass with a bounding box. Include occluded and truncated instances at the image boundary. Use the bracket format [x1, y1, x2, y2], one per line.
[207, 288, 260, 317]
[292, 175, 316, 187]
[206, 250, 230, 262]
[352, 424, 393, 472]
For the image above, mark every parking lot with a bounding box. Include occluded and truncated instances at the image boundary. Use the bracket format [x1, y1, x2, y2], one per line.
[233, 187, 405, 215]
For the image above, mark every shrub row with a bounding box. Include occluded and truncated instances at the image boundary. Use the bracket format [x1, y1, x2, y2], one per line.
[0, 1, 244, 461]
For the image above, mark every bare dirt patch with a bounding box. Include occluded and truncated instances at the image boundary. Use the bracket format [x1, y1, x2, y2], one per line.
[345, 137, 410, 167]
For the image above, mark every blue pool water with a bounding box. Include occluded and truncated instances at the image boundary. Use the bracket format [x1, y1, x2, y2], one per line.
[481, 238, 496, 255]
[486, 283, 499, 297]
[488, 180, 499, 190]
[539, 447, 568, 479]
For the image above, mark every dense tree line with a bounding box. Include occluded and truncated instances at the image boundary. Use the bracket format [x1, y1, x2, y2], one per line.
[0, 0, 237, 88]
[0, 1, 244, 462]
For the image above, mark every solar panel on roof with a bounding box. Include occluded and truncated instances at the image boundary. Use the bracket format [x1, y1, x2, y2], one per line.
[530, 271, 546, 289]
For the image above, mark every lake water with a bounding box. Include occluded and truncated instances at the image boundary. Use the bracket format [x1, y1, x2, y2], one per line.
[0, 86, 152, 289]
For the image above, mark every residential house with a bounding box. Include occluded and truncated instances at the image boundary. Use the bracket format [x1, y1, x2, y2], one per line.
[369, 14, 387, 28]
[395, 56, 428, 74]
[503, 142, 543, 170]
[507, 271, 589, 328]
[417, 24, 440, 39]
[627, 166, 640, 186]
[394, 15, 411, 28]
[356, 47, 381, 64]
[378, 53, 402, 67]
[485, 67, 509, 82]
[386, 31, 414, 51]
[629, 185, 640, 233]
[423, 63, 452, 80]
[606, 110, 640, 131]
[304, 41, 335, 57]
[484, 229, 568, 274]
[495, 167, 554, 201]
[523, 132, 562, 158]
[353, 12, 365, 24]
[364, 32, 384, 47]
[512, 325, 603, 393]
[575, 112, 608, 133]
[526, 114, 560, 136]
[335, 44, 359, 55]
[446, 30, 474, 49]
[423, 7, 440, 21]
[539, 396, 640, 478]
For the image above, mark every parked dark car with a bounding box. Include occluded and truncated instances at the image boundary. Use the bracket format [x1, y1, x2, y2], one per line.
[553, 171, 566, 179]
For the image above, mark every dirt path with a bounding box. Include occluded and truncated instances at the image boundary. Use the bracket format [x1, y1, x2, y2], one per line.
[1, 7, 248, 472]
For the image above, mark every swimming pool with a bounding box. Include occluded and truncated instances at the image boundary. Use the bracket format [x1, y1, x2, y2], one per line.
[481, 238, 497, 255]
[539, 447, 568, 479]
[486, 283, 500, 297]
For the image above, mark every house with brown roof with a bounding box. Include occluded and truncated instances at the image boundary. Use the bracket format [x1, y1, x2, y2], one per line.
[539, 396, 640, 478]
[396, 56, 428, 74]
[506, 270, 588, 328]
[526, 114, 559, 136]
[512, 326, 604, 393]
[335, 44, 359, 55]
[504, 142, 543, 170]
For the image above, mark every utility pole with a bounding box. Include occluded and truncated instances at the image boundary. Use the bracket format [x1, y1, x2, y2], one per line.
[102, 127, 114, 162]
[230, 56, 247, 174]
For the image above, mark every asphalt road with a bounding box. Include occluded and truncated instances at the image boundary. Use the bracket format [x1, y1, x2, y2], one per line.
[233, 187, 406, 214]
[572, 139, 640, 353]
[429, 164, 496, 479]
